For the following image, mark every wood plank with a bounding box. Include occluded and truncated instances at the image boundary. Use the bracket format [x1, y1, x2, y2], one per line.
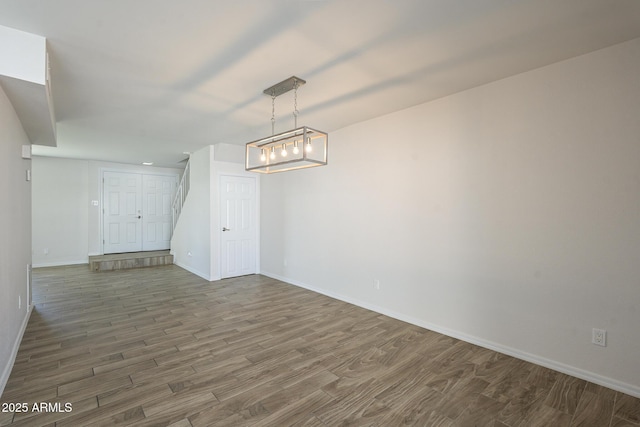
[614, 392, 640, 424]
[0, 264, 635, 426]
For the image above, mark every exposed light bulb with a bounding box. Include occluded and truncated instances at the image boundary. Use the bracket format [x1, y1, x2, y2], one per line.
[281, 143, 287, 157]
[270, 147, 276, 160]
[260, 149, 266, 162]
[293, 141, 299, 154]
[305, 139, 312, 153]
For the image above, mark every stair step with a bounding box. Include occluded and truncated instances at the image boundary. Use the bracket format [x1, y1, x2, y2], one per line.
[88, 250, 173, 271]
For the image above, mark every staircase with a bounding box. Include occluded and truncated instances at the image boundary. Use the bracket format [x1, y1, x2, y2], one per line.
[172, 159, 190, 230]
[89, 250, 174, 272]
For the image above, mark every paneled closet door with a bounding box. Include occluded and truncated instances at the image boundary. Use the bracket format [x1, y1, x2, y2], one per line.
[103, 171, 143, 254]
[220, 175, 257, 278]
[142, 174, 176, 251]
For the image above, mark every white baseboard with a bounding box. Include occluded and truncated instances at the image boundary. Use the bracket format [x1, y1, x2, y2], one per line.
[32, 259, 88, 268]
[174, 260, 213, 282]
[261, 270, 640, 399]
[0, 304, 33, 399]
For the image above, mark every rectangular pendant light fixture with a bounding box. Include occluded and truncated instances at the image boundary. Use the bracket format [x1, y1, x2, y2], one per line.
[245, 76, 328, 174]
[246, 125, 328, 173]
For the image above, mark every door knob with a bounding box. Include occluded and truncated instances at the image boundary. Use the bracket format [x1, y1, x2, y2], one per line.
[222, 227, 230, 232]
[137, 215, 141, 219]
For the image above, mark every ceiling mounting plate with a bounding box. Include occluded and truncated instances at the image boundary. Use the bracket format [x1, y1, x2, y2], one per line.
[263, 76, 306, 97]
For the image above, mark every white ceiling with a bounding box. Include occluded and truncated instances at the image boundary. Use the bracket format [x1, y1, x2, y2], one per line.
[1, 0, 640, 168]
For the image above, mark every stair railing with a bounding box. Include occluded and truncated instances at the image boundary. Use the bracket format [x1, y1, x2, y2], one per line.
[172, 159, 190, 230]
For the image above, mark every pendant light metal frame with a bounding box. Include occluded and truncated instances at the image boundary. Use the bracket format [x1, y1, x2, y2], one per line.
[245, 76, 328, 174]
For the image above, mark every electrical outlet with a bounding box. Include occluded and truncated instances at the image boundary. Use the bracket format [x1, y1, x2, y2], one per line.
[18, 295, 21, 310]
[592, 328, 606, 347]
[373, 279, 380, 290]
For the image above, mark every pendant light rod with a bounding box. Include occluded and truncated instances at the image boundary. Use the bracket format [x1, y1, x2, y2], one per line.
[263, 76, 306, 97]
[246, 75, 327, 174]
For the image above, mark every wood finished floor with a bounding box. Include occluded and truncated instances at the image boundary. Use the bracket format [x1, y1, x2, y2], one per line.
[1, 265, 639, 427]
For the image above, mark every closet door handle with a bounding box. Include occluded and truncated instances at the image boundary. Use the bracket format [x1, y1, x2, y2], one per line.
[222, 227, 230, 232]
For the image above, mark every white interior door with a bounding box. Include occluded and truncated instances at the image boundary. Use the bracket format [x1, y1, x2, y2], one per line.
[142, 174, 176, 251]
[220, 175, 257, 279]
[103, 171, 143, 254]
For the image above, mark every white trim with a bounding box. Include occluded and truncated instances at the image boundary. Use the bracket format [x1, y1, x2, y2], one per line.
[173, 259, 214, 282]
[261, 271, 640, 399]
[0, 304, 33, 399]
[32, 259, 88, 268]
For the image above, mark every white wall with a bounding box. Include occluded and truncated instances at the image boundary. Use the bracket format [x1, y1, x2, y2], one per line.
[32, 157, 89, 266]
[171, 146, 213, 279]
[31, 156, 182, 266]
[0, 85, 32, 397]
[260, 38, 640, 396]
[171, 143, 259, 281]
[0, 25, 45, 84]
[212, 142, 245, 164]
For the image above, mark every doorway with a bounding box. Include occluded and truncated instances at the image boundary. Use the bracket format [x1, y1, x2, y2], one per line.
[220, 174, 258, 278]
[102, 171, 177, 254]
